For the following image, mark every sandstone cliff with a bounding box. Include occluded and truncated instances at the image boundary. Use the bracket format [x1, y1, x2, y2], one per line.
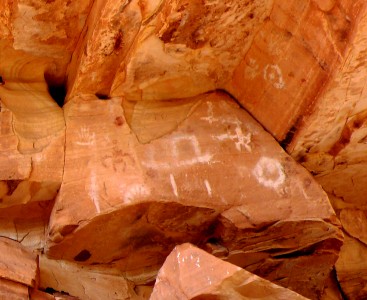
[1, 0, 366, 299]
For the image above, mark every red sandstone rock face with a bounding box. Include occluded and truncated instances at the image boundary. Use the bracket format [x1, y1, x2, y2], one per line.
[1, 0, 366, 299]
[39, 255, 137, 300]
[43, 92, 341, 299]
[151, 243, 310, 300]
[0, 0, 93, 64]
[0, 237, 38, 299]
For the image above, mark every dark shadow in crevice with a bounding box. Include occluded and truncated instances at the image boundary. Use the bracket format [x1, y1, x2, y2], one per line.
[279, 124, 298, 150]
[44, 287, 57, 294]
[44, 72, 67, 108]
[48, 84, 67, 108]
[95, 93, 110, 100]
[332, 268, 348, 300]
[44, 287, 73, 297]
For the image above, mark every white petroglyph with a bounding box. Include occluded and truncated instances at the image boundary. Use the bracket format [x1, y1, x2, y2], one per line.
[121, 182, 150, 204]
[264, 64, 285, 89]
[76, 126, 96, 146]
[214, 124, 252, 152]
[142, 134, 213, 169]
[201, 102, 245, 126]
[204, 179, 212, 197]
[200, 102, 220, 124]
[170, 174, 179, 198]
[88, 171, 101, 213]
[244, 58, 260, 79]
[253, 157, 286, 189]
[201, 102, 253, 152]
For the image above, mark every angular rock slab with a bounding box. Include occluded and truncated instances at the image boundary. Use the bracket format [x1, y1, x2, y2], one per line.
[0, 278, 30, 300]
[30, 289, 56, 300]
[340, 208, 367, 246]
[46, 92, 341, 298]
[151, 243, 309, 300]
[39, 255, 137, 300]
[0, 200, 54, 250]
[335, 234, 367, 299]
[0, 237, 39, 299]
[0, 237, 38, 288]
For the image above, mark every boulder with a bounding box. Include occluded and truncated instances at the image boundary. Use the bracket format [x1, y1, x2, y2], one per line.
[151, 243, 310, 300]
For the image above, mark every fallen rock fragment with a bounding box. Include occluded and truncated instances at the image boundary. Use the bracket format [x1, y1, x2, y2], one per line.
[39, 255, 137, 300]
[0, 237, 39, 299]
[0, 237, 38, 287]
[151, 243, 310, 300]
[218, 217, 342, 299]
[0, 278, 30, 300]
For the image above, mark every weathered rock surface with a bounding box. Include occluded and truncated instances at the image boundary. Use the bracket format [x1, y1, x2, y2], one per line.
[335, 235, 367, 300]
[0, 44, 64, 254]
[43, 92, 341, 299]
[64, 0, 364, 142]
[3, 0, 367, 299]
[229, 0, 363, 141]
[67, 0, 273, 100]
[151, 243, 310, 300]
[0, 279, 30, 300]
[286, 5, 367, 298]
[0, 45, 64, 212]
[0, 0, 93, 72]
[0, 237, 38, 287]
[320, 272, 343, 300]
[0, 200, 53, 250]
[30, 289, 56, 300]
[39, 255, 138, 300]
[0, 237, 38, 299]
